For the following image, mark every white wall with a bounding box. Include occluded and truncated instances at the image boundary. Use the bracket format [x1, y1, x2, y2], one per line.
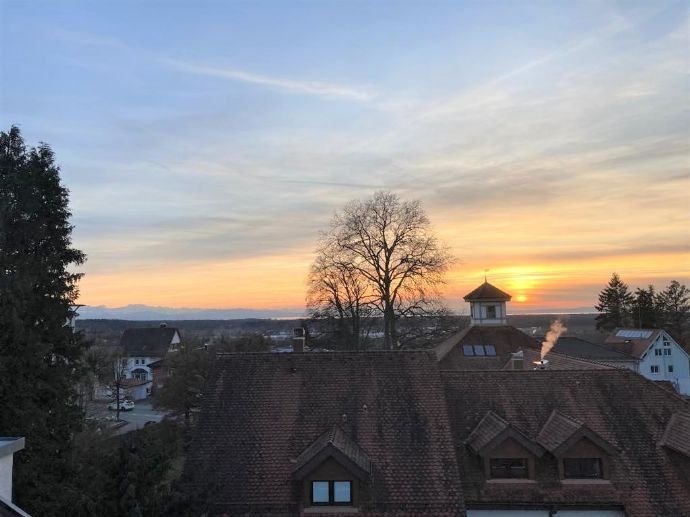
[639, 332, 690, 395]
[0, 453, 13, 502]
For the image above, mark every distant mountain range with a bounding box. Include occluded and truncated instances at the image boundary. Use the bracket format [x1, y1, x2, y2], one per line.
[77, 304, 596, 321]
[78, 304, 307, 321]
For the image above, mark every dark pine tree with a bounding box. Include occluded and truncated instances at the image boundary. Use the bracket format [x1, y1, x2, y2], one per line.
[631, 285, 660, 329]
[595, 273, 634, 332]
[0, 126, 88, 513]
[657, 280, 690, 347]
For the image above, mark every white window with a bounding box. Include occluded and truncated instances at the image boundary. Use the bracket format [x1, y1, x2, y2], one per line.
[651, 365, 660, 374]
[663, 349, 671, 356]
[668, 365, 674, 373]
[663, 338, 671, 346]
[655, 349, 662, 356]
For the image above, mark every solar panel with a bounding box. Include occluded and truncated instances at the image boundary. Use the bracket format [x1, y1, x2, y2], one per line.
[463, 345, 474, 356]
[484, 345, 496, 356]
[616, 329, 653, 339]
[473, 345, 486, 356]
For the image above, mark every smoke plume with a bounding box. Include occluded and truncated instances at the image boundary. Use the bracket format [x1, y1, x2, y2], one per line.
[541, 320, 567, 360]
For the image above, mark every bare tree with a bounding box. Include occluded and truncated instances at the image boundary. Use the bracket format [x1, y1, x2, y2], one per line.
[307, 248, 374, 349]
[107, 350, 129, 421]
[311, 191, 454, 349]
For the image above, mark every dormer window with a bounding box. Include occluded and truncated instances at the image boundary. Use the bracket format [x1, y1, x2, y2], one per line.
[293, 426, 371, 510]
[486, 305, 497, 319]
[563, 458, 603, 479]
[311, 480, 352, 505]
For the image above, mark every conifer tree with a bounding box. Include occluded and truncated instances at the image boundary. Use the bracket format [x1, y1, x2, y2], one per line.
[631, 285, 660, 329]
[657, 280, 690, 346]
[0, 126, 88, 513]
[595, 273, 634, 332]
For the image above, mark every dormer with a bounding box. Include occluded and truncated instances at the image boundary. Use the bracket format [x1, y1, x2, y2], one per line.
[464, 281, 511, 326]
[292, 426, 371, 510]
[465, 411, 544, 481]
[659, 412, 690, 458]
[537, 411, 617, 481]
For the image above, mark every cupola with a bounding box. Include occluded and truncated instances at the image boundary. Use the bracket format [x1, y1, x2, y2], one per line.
[464, 280, 511, 326]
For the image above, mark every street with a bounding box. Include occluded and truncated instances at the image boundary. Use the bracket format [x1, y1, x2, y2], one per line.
[88, 400, 167, 435]
[114, 401, 167, 434]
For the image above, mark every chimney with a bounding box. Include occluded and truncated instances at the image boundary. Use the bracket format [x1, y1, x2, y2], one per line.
[510, 351, 524, 370]
[293, 327, 305, 353]
[535, 359, 549, 370]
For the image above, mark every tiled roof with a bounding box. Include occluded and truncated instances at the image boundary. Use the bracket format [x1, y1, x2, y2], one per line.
[442, 369, 690, 517]
[120, 327, 179, 357]
[181, 351, 464, 516]
[552, 336, 633, 361]
[463, 281, 512, 302]
[292, 425, 371, 480]
[466, 411, 544, 458]
[435, 325, 611, 371]
[536, 410, 582, 453]
[660, 412, 690, 458]
[465, 411, 508, 453]
[603, 328, 664, 359]
[509, 347, 613, 371]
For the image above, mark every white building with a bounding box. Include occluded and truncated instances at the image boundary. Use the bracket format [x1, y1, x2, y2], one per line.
[119, 325, 181, 399]
[0, 437, 30, 516]
[605, 328, 690, 395]
[464, 280, 511, 326]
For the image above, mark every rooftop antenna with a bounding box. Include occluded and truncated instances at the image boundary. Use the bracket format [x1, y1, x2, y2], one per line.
[484, 268, 489, 283]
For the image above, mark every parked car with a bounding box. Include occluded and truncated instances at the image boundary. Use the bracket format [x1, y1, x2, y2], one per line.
[108, 399, 135, 411]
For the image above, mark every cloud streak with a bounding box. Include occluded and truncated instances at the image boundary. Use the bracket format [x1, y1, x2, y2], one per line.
[159, 58, 374, 102]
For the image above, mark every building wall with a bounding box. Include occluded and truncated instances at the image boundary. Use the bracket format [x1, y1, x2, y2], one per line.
[0, 453, 13, 502]
[639, 332, 690, 395]
[470, 301, 507, 325]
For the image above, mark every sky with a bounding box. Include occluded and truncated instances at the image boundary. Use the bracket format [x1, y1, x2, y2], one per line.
[1, 0, 689, 316]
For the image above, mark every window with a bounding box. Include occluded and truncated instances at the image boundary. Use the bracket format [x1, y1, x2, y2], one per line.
[663, 349, 671, 356]
[464, 345, 496, 357]
[668, 365, 674, 373]
[655, 349, 662, 356]
[563, 458, 603, 479]
[489, 458, 528, 479]
[663, 338, 671, 346]
[651, 365, 660, 374]
[486, 305, 497, 319]
[132, 369, 148, 381]
[311, 481, 352, 505]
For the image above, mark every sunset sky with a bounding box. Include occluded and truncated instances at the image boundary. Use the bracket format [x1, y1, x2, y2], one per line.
[1, 1, 688, 316]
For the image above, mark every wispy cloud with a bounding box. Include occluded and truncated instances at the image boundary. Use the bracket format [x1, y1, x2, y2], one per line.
[159, 57, 374, 102]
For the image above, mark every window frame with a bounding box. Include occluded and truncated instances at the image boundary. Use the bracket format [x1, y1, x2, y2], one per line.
[310, 480, 353, 506]
[668, 364, 674, 373]
[486, 305, 497, 319]
[489, 458, 529, 479]
[651, 365, 660, 374]
[563, 457, 603, 479]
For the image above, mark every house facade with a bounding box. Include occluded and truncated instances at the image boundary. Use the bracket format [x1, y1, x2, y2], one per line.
[119, 325, 181, 400]
[604, 328, 690, 395]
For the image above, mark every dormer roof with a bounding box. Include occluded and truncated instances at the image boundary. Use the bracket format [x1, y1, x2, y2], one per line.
[466, 411, 544, 458]
[463, 281, 512, 302]
[292, 425, 371, 480]
[537, 410, 617, 456]
[659, 412, 690, 457]
[603, 328, 665, 358]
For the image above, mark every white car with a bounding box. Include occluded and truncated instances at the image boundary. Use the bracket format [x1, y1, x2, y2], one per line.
[108, 399, 135, 411]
